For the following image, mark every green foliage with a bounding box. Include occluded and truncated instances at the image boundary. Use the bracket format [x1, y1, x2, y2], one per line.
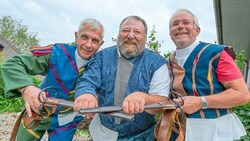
[235, 50, 247, 70]
[147, 25, 162, 54]
[75, 129, 90, 135]
[0, 64, 4, 97]
[0, 64, 42, 113]
[233, 50, 250, 140]
[0, 15, 41, 113]
[233, 103, 250, 141]
[163, 51, 172, 59]
[0, 95, 24, 113]
[147, 25, 172, 59]
[0, 15, 39, 53]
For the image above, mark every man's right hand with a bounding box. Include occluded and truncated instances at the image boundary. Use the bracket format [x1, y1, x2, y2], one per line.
[19, 85, 45, 117]
[74, 94, 98, 119]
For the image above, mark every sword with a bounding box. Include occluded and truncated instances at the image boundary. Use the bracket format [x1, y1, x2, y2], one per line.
[43, 97, 182, 121]
[39, 87, 184, 120]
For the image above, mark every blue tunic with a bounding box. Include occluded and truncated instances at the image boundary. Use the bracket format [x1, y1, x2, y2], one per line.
[39, 43, 83, 140]
[75, 46, 166, 136]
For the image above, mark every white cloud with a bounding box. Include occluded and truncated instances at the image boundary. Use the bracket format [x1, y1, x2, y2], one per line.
[23, 0, 42, 13]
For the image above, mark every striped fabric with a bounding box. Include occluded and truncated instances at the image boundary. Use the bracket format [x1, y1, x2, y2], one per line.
[30, 44, 54, 56]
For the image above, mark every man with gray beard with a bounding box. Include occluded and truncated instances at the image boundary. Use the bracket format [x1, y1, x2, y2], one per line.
[74, 15, 170, 141]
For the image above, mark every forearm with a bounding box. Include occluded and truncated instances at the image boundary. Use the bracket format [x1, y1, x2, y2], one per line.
[2, 54, 50, 98]
[75, 57, 102, 99]
[144, 93, 169, 114]
[206, 88, 250, 109]
[144, 94, 169, 104]
[184, 78, 250, 113]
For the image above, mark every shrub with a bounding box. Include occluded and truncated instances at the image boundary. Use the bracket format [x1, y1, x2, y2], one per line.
[233, 103, 250, 141]
[233, 50, 250, 140]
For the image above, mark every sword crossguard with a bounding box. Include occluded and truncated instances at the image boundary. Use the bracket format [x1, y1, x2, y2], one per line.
[38, 86, 58, 103]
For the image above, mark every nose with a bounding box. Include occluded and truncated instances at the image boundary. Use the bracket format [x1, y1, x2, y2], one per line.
[85, 39, 93, 48]
[177, 23, 184, 30]
[127, 31, 135, 39]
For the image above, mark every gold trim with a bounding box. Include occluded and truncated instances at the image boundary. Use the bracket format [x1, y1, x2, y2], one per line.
[60, 107, 72, 113]
[192, 44, 211, 96]
[207, 53, 220, 94]
[21, 119, 40, 139]
[79, 67, 85, 73]
[70, 90, 75, 95]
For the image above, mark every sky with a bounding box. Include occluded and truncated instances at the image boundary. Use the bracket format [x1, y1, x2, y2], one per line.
[0, 0, 217, 55]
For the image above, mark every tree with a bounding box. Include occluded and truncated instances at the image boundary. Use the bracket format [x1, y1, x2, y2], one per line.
[147, 25, 162, 54]
[147, 25, 172, 58]
[0, 15, 39, 53]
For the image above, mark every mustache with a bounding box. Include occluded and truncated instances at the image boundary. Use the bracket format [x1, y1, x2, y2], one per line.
[175, 31, 188, 36]
[123, 40, 137, 44]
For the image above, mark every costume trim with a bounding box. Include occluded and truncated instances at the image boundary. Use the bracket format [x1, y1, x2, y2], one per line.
[48, 122, 78, 136]
[30, 44, 54, 56]
[49, 63, 70, 95]
[58, 44, 78, 73]
[21, 119, 40, 139]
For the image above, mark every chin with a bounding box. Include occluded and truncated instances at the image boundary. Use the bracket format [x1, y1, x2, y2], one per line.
[175, 40, 188, 47]
[80, 53, 89, 60]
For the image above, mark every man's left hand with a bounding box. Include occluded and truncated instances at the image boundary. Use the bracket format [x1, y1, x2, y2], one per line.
[122, 91, 146, 114]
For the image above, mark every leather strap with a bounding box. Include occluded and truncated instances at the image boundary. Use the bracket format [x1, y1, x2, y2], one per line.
[10, 110, 43, 141]
[10, 109, 26, 141]
[154, 109, 184, 141]
[10, 104, 56, 141]
[23, 112, 42, 129]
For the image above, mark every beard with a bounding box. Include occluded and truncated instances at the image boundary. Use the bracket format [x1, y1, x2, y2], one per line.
[117, 40, 145, 58]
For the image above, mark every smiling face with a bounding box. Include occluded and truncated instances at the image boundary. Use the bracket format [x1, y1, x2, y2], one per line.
[169, 11, 200, 49]
[116, 18, 147, 58]
[75, 24, 104, 60]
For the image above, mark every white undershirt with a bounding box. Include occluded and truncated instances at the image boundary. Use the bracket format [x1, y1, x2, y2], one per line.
[149, 64, 170, 97]
[75, 50, 88, 69]
[175, 40, 199, 67]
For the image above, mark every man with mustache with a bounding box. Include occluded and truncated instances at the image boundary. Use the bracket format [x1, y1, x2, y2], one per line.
[2, 18, 104, 141]
[167, 9, 250, 141]
[74, 15, 170, 141]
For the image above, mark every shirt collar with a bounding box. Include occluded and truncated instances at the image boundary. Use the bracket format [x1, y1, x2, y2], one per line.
[175, 40, 199, 67]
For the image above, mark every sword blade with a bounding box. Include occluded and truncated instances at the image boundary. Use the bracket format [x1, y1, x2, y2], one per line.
[79, 105, 122, 114]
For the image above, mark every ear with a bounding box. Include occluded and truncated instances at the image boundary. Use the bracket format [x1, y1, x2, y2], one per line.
[195, 26, 201, 36]
[100, 40, 104, 46]
[74, 32, 78, 43]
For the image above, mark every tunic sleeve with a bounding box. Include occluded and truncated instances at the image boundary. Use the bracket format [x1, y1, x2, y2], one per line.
[216, 50, 243, 82]
[1, 53, 51, 98]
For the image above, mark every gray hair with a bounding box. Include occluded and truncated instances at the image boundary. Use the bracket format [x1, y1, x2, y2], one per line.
[119, 15, 148, 36]
[169, 8, 199, 28]
[78, 18, 104, 39]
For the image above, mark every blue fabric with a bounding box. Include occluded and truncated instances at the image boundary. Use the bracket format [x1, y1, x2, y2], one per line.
[183, 42, 229, 118]
[39, 43, 83, 140]
[75, 46, 166, 136]
[40, 43, 78, 99]
[169, 131, 179, 141]
[117, 124, 155, 141]
[47, 115, 83, 141]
